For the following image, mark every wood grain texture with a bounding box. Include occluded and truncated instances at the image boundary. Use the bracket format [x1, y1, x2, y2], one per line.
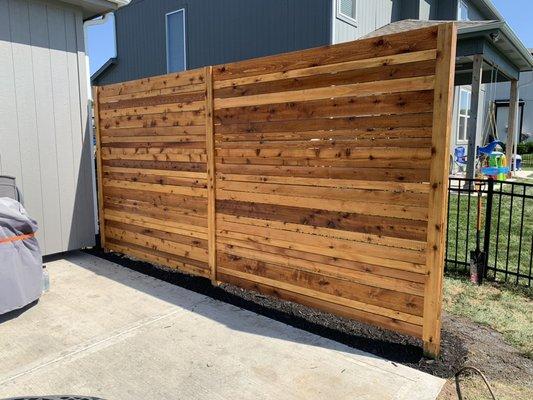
[96, 69, 209, 276]
[93, 25, 454, 355]
[422, 23, 456, 358]
[213, 26, 438, 81]
[205, 66, 217, 284]
[214, 49, 437, 89]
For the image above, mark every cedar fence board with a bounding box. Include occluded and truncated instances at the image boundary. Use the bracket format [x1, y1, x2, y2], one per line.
[93, 23, 457, 357]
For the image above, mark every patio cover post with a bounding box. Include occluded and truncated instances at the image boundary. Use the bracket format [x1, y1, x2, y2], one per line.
[506, 79, 519, 174]
[466, 54, 483, 180]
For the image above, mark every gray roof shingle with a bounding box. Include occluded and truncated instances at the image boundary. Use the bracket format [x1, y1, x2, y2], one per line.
[361, 19, 499, 39]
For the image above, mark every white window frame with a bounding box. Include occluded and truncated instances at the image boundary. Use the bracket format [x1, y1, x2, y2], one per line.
[165, 8, 187, 73]
[458, 0, 470, 21]
[456, 87, 471, 144]
[336, 0, 357, 26]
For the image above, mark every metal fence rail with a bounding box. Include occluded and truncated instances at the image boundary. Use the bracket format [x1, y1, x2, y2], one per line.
[446, 177, 533, 286]
[521, 153, 533, 169]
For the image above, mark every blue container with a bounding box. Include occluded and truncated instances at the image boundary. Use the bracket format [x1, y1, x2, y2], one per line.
[481, 166, 510, 176]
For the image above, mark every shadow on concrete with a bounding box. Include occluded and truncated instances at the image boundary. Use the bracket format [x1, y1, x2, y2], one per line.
[77, 248, 438, 366]
[0, 301, 39, 325]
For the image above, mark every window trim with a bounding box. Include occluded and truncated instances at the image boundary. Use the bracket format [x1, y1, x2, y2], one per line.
[336, 0, 357, 26]
[165, 8, 187, 73]
[456, 87, 472, 144]
[458, 0, 470, 21]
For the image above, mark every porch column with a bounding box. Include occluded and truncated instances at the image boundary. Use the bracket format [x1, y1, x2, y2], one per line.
[506, 79, 519, 174]
[466, 55, 483, 180]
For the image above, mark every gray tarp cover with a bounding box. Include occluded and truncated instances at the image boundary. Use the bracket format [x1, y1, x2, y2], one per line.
[0, 197, 42, 314]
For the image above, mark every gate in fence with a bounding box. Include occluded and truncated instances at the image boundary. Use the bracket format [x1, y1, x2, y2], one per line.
[446, 177, 533, 286]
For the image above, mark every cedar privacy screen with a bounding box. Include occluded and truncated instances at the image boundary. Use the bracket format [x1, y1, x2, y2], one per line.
[94, 23, 457, 356]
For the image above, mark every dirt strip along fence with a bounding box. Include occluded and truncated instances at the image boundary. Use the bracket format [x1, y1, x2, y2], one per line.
[93, 23, 457, 357]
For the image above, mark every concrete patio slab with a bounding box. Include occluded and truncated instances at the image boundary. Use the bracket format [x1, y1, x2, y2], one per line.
[0, 252, 444, 400]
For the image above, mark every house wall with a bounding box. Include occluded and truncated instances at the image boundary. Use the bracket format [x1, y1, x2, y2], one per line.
[461, 0, 486, 20]
[0, 0, 95, 255]
[450, 85, 487, 162]
[437, 0, 459, 20]
[95, 0, 484, 84]
[400, 0, 491, 22]
[399, 1, 460, 21]
[490, 71, 533, 140]
[332, 0, 401, 44]
[398, 0, 419, 19]
[448, 0, 500, 164]
[95, 0, 331, 85]
[419, 0, 437, 20]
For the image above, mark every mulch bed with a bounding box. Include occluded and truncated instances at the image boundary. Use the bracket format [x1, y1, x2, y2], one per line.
[85, 248, 532, 391]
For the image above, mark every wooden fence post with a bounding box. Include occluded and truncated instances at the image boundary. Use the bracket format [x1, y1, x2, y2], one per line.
[92, 86, 106, 250]
[423, 22, 457, 358]
[205, 66, 217, 284]
[506, 79, 519, 174]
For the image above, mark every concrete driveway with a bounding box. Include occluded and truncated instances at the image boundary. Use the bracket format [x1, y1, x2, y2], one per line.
[0, 252, 444, 400]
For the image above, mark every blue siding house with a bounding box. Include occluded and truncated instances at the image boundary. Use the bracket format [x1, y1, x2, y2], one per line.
[93, 0, 457, 85]
[92, 0, 332, 85]
[92, 0, 526, 85]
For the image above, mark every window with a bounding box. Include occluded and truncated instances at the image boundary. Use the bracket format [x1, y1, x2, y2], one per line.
[457, 87, 471, 143]
[337, 0, 356, 24]
[458, 0, 470, 21]
[166, 9, 186, 73]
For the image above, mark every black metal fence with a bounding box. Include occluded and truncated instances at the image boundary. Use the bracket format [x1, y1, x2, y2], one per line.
[446, 177, 533, 286]
[522, 153, 533, 169]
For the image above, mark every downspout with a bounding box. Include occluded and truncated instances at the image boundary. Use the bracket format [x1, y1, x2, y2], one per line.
[331, 0, 336, 44]
[82, 13, 117, 234]
[84, 13, 117, 100]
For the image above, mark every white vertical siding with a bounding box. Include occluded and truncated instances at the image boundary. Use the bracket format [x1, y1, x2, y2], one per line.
[7, 0, 45, 240]
[0, 0, 95, 255]
[419, 0, 436, 20]
[490, 73, 533, 138]
[333, 0, 399, 44]
[0, 1, 24, 190]
[450, 85, 487, 160]
[28, 0, 63, 253]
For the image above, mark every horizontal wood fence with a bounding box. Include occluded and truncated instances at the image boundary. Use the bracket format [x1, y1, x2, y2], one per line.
[93, 23, 457, 357]
[95, 68, 210, 279]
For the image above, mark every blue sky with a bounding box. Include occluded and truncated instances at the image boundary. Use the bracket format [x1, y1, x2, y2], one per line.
[86, 1, 533, 75]
[86, 14, 116, 75]
[492, 0, 533, 48]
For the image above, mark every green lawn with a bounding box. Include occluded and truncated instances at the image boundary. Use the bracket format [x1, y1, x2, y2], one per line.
[444, 274, 533, 359]
[446, 180, 533, 286]
[441, 259, 533, 400]
[521, 153, 533, 169]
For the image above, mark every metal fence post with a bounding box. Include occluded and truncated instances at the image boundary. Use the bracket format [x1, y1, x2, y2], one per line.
[482, 178, 494, 278]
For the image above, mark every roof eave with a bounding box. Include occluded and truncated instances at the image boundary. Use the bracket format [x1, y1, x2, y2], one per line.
[458, 22, 533, 72]
[59, 0, 128, 19]
[500, 23, 533, 71]
[91, 57, 117, 84]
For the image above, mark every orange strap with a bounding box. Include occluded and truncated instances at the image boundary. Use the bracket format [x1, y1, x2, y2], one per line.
[0, 233, 35, 244]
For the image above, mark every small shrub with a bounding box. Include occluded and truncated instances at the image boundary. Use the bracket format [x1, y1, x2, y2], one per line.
[517, 141, 533, 155]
